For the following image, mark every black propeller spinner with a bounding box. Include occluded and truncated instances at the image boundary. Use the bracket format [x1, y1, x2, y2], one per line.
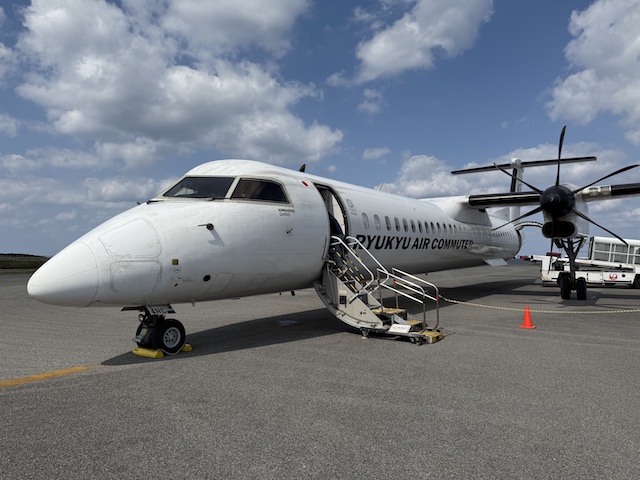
[495, 126, 638, 244]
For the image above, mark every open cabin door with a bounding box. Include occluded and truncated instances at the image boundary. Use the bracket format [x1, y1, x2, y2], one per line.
[314, 184, 349, 238]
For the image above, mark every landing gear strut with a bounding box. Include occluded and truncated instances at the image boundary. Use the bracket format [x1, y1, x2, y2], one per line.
[128, 305, 187, 355]
[555, 237, 587, 300]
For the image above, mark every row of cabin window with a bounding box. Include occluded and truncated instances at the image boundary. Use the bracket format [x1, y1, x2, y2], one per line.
[361, 213, 513, 238]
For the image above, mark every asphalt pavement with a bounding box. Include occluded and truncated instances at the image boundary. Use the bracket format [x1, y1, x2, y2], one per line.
[2, 262, 639, 479]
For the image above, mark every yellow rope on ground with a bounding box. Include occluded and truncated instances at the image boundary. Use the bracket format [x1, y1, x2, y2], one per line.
[439, 296, 640, 314]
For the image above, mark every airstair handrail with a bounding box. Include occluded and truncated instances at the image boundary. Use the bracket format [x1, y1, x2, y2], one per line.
[376, 267, 440, 331]
[329, 235, 387, 302]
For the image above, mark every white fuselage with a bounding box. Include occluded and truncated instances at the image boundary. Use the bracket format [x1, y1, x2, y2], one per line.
[27, 160, 521, 307]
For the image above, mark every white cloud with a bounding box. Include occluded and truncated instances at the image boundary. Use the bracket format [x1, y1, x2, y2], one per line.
[160, 0, 311, 59]
[355, 0, 493, 83]
[378, 142, 640, 199]
[96, 137, 171, 169]
[363, 147, 391, 161]
[0, 113, 18, 137]
[378, 154, 475, 197]
[326, 71, 349, 87]
[14, 0, 340, 165]
[54, 209, 77, 222]
[83, 176, 165, 204]
[0, 148, 102, 173]
[357, 88, 384, 114]
[0, 6, 15, 84]
[547, 0, 640, 146]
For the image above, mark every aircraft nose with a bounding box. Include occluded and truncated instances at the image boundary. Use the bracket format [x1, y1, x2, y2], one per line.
[27, 242, 99, 307]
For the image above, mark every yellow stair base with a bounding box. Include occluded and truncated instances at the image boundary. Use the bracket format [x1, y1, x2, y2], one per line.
[420, 331, 444, 343]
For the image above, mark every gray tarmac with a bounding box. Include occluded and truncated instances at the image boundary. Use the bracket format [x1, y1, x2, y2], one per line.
[1, 261, 640, 479]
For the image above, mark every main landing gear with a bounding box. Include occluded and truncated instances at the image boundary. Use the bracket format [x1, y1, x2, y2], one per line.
[556, 237, 587, 300]
[126, 305, 187, 355]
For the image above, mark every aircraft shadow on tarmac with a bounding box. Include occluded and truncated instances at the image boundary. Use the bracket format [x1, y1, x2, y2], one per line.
[101, 279, 535, 366]
[102, 308, 349, 366]
[102, 278, 640, 365]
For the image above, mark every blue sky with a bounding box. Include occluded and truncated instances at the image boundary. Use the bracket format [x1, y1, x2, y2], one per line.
[2, 0, 640, 257]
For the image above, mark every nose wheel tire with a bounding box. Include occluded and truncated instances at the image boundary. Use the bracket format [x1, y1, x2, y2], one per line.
[151, 319, 186, 355]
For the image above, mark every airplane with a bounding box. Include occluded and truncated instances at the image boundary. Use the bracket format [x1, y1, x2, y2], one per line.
[27, 127, 640, 354]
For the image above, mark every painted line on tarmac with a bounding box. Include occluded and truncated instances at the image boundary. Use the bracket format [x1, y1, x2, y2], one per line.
[0, 366, 94, 389]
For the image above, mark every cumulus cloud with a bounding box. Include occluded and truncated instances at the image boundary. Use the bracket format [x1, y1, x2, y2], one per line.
[83, 176, 166, 204]
[547, 0, 640, 146]
[160, 0, 311, 58]
[0, 7, 15, 83]
[378, 142, 640, 199]
[14, 0, 340, 165]
[377, 155, 474, 197]
[357, 89, 384, 114]
[0, 113, 18, 137]
[0, 173, 166, 223]
[363, 147, 391, 161]
[0, 148, 102, 173]
[354, 0, 493, 83]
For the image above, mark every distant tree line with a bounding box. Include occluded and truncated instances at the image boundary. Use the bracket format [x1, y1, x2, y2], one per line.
[0, 254, 49, 270]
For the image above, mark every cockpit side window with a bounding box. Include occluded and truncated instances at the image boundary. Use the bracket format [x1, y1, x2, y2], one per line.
[231, 179, 289, 203]
[163, 176, 235, 199]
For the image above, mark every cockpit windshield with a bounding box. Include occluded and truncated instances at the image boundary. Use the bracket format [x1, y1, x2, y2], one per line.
[163, 176, 235, 199]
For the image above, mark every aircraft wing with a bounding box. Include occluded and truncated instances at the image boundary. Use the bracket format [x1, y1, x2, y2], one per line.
[464, 182, 640, 210]
[466, 191, 541, 208]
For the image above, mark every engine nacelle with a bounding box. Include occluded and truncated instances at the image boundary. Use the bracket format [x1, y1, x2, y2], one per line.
[541, 197, 589, 239]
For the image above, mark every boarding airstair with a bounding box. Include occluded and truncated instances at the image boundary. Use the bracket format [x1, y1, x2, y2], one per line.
[313, 236, 444, 344]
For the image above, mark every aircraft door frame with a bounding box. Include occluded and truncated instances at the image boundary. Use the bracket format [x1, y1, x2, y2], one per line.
[314, 184, 349, 238]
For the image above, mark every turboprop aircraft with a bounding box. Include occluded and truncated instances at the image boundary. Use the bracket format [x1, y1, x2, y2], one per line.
[27, 127, 640, 354]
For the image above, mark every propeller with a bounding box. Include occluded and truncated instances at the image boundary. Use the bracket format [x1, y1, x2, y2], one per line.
[494, 126, 639, 245]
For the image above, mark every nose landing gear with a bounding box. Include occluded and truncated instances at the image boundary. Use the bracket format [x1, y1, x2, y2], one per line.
[126, 305, 189, 356]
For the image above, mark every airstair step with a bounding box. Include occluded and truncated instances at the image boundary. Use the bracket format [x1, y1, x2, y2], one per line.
[370, 307, 406, 316]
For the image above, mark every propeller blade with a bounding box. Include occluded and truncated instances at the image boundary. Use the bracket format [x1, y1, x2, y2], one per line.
[492, 163, 543, 193]
[569, 208, 628, 245]
[492, 206, 543, 230]
[571, 164, 640, 195]
[556, 125, 566, 186]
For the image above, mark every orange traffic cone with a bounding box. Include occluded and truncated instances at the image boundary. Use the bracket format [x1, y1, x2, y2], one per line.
[520, 306, 536, 329]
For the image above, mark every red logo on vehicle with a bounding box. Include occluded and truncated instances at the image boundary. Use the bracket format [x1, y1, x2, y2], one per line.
[609, 273, 618, 280]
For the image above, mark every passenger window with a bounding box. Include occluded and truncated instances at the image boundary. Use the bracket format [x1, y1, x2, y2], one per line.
[410, 219, 416, 233]
[418, 221, 423, 233]
[424, 222, 429, 234]
[362, 213, 370, 230]
[394, 217, 401, 231]
[403, 218, 408, 232]
[385, 216, 392, 231]
[231, 179, 288, 203]
[374, 215, 382, 231]
[443, 224, 447, 236]
[163, 176, 235, 199]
